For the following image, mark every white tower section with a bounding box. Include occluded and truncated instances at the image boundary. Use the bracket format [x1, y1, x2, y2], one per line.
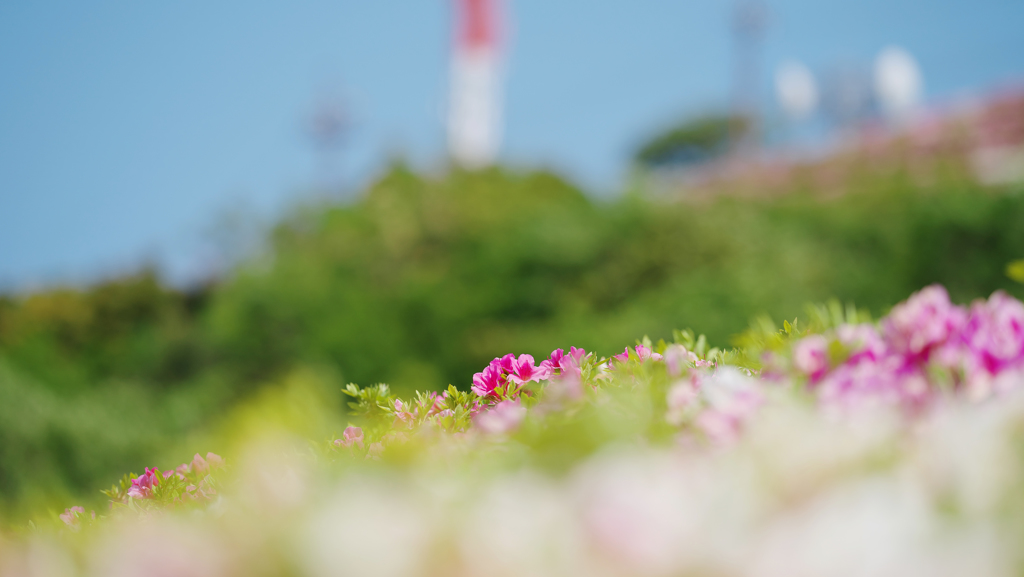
[448, 0, 502, 168]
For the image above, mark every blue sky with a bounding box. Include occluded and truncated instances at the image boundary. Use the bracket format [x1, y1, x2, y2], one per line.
[2, 0, 1023, 287]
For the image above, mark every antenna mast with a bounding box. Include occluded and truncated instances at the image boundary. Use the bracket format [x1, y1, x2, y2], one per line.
[731, 0, 767, 152]
[448, 0, 503, 168]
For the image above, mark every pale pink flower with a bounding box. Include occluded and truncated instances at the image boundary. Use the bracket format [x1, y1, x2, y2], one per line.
[334, 426, 365, 449]
[191, 454, 210, 476]
[606, 346, 663, 362]
[663, 344, 699, 376]
[433, 408, 456, 427]
[614, 345, 663, 363]
[595, 360, 614, 379]
[426, 391, 449, 415]
[366, 442, 385, 460]
[665, 378, 699, 426]
[697, 410, 744, 444]
[474, 400, 527, 434]
[635, 344, 663, 362]
[204, 453, 224, 469]
[546, 367, 583, 401]
[696, 368, 763, 443]
[197, 478, 217, 498]
[60, 506, 85, 530]
[793, 335, 830, 382]
[392, 399, 417, 428]
[558, 358, 582, 380]
[469, 400, 487, 417]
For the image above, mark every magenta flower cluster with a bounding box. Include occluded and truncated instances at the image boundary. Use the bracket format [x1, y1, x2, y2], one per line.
[127, 467, 162, 500]
[791, 286, 1024, 406]
[472, 353, 550, 397]
[124, 452, 223, 502]
[613, 344, 662, 363]
[471, 346, 594, 397]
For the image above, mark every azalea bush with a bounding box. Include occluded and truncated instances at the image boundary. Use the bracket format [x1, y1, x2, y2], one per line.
[3, 284, 1024, 576]
[2, 167, 1022, 514]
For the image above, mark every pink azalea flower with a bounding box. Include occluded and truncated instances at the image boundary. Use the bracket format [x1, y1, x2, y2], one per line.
[635, 345, 663, 362]
[184, 484, 199, 500]
[60, 506, 85, 530]
[963, 291, 1024, 375]
[665, 378, 699, 426]
[793, 335, 829, 382]
[663, 344, 699, 376]
[948, 291, 1024, 397]
[541, 346, 588, 379]
[473, 399, 527, 434]
[204, 453, 224, 469]
[495, 353, 517, 374]
[540, 348, 565, 373]
[697, 410, 743, 444]
[197, 478, 216, 498]
[613, 345, 663, 363]
[426, 391, 449, 415]
[695, 368, 763, 443]
[507, 354, 551, 385]
[433, 408, 456, 426]
[191, 453, 210, 476]
[558, 356, 582, 379]
[546, 368, 584, 401]
[366, 442, 385, 460]
[128, 467, 161, 499]
[836, 323, 888, 364]
[817, 355, 929, 409]
[392, 399, 417, 428]
[472, 363, 506, 397]
[334, 426, 365, 449]
[884, 285, 967, 362]
[469, 400, 487, 417]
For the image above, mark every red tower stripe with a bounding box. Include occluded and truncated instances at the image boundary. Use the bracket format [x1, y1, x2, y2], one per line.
[457, 0, 497, 50]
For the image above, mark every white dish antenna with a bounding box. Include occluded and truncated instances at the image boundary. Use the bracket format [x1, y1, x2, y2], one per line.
[874, 46, 923, 120]
[775, 61, 818, 120]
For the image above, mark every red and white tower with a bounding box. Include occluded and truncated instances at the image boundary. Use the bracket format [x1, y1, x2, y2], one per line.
[448, 0, 503, 168]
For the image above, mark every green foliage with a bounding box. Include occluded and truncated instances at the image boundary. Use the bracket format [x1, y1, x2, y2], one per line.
[0, 270, 208, 391]
[1009, 260, 1024, 284]
[342, 383, 392, 418]
[0, 163, 1022, 517]
[634, 114, 747, 167]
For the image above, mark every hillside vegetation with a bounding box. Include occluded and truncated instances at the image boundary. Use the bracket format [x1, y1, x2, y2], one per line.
[1, 164, 1022, 516]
